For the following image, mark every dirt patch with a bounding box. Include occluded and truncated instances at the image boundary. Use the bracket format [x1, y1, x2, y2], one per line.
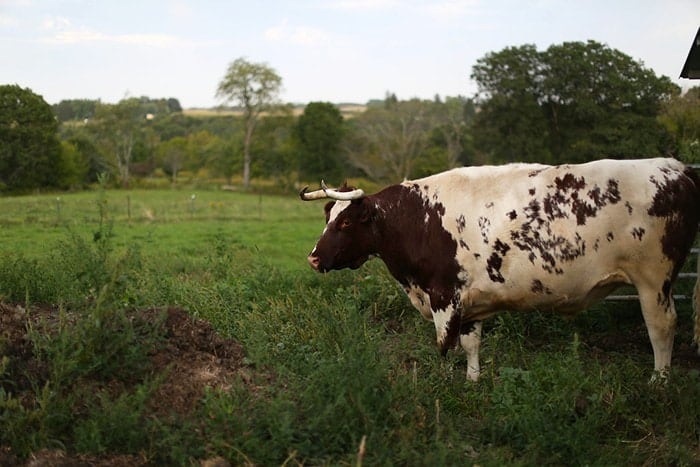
[0, 303, 258, 466]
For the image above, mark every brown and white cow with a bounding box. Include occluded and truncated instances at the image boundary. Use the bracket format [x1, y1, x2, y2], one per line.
[300, 158, 700, 381]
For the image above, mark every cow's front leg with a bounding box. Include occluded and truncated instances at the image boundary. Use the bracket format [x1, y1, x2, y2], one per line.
[460, 320, 482, 382]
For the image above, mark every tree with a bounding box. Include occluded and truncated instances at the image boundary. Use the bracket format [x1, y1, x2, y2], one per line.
[92, 98, 144, 187]
[295, 102, 345, 182]
[0, 85, 62, 191]
[471, 41, 676, 164]
[216, 57, 282, 189]
[658, 86, 700, 163]
[344, 97, 436, 182]
[471, 44, 552, 163]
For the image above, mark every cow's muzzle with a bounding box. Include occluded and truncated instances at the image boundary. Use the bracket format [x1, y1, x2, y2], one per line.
[307, 254, 323, 272]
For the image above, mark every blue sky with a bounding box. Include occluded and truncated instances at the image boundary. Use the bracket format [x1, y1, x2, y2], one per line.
[1, 0, 698, 108]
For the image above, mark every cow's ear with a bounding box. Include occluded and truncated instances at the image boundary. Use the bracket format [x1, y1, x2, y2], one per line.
[356, 198, 375, 223]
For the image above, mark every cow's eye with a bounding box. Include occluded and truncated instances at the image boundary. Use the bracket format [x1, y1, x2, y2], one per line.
[339, 219, 351, 229]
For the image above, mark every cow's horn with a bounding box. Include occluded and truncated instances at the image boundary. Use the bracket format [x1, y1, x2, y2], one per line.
[321, 180, 364, 201]
[299, 185, 329, 201]
[299, 181, 364, 201]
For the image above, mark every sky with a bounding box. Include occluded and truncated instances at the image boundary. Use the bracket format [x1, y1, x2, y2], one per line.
[1, 0, 698, 108]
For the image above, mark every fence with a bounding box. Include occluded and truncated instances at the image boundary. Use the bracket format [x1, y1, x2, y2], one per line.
[606, 163, 699, 301]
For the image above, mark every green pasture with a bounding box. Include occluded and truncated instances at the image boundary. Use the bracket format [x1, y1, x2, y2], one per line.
[1, 188, 699, 465]
[0, 188, 321, 270]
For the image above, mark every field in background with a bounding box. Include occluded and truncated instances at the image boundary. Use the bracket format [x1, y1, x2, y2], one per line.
[183, 103, 368, 119]
[0, 188, 699, 465]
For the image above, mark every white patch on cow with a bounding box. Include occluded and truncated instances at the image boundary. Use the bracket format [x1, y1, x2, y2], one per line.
[405, 284, 432, 320]
[460, 321, 482, 382]
[431, 306, 453, 348]
[327, 200, 351, 224]
[424, 212, 430, 225]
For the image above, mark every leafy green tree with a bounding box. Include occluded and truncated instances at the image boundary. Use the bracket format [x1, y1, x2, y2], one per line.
[53, 99, 99, 122]
[251, 112, 297, 187]
[0, 85, 62, 191]
[56, 140, 89, 189]
[157, 136, 188, 183]
[659, 86, 700, 163]
[216, 57, 283, 189]
[471, 41, 677, 164]
[471, 44, 552, 163]
[91, 98, 145, 187]
[295, 102, 345, 182]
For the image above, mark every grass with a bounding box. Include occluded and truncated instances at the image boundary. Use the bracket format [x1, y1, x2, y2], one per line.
[0, 186, 699, 465]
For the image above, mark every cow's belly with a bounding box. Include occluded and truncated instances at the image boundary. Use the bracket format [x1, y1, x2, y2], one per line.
[461, 269, 633, 320]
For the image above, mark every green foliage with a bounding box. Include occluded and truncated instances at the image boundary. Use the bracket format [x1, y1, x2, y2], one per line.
[0, 85, 63, 192]
[295, 102, 345, 182]
[659, 86, 700, 163]
[472, 40, 677, 164]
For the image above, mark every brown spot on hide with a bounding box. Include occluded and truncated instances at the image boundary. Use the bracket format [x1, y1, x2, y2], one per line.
[648, 167, 700, 280]
[486, 252, 505, 283]
[531, 279, 553, 295]
[631, 227, 645, 241]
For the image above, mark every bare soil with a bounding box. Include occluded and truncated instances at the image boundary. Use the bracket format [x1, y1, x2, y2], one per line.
[0, 303, 258, 467]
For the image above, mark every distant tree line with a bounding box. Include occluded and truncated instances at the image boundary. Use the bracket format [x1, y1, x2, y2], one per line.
[1, 40, 699, 193]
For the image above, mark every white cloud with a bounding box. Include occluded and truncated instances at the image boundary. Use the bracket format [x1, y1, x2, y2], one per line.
[168, 0, 193, 19]
[264, 19, 330, 47]
[0, 14, 20, 27]
[327, 0, 400, 10]
[40, 16, 71, 31]
[420, 0, 480, 20]
[41, 27, 188, 48]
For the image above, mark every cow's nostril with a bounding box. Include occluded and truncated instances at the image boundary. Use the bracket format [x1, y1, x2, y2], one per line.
[307, 255, 320, 270]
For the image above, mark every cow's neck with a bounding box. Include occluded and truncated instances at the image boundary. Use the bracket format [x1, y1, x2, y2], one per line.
[370, 187, 461, 294]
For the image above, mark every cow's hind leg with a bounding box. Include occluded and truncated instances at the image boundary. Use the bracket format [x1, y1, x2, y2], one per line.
[637, 285, 677, 380]
[459, 320, 482, 382]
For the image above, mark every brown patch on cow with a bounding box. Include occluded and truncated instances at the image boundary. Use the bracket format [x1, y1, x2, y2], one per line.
[486, 252, 505, 283]
[459, 239, 470, 250]
[377, 185, 463, 313]
[456, 214, 466, 233]
[625, 201, 633, 214]
[531, 279, 553, 295]
[657, 279, 673, 308]
[631, 227, 645, 241]
[510, 191, 586, 275]
[507, 209, 517, 220]
[542, 174, 621, 226]
[528, 188, 536, 195]
[606, 232, 614, 242]
[494, 238, 511, 256]
[460, 320, 476, 335]
[478, 216, 491, 244]
[554, 173, 587, 191]
[648, 167, 700, 280]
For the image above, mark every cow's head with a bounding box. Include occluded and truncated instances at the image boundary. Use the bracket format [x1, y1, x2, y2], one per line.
[300, 181, 377, 272]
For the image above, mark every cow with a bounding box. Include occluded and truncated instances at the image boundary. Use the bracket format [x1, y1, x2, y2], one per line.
[300, 158, 700, 381]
